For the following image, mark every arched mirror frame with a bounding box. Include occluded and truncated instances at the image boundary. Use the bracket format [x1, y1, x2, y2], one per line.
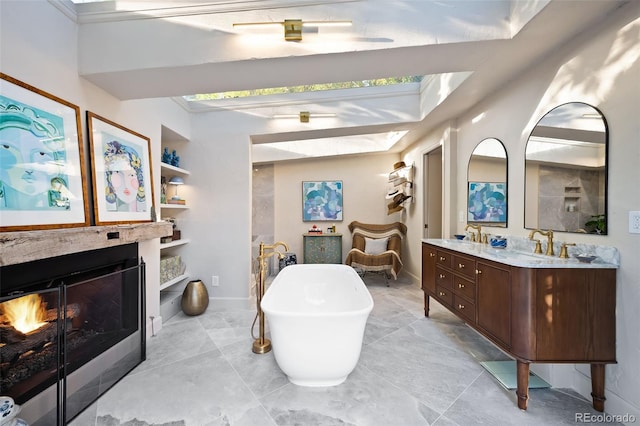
[467, 138, 508, 227]
[524, 102, 609, 235]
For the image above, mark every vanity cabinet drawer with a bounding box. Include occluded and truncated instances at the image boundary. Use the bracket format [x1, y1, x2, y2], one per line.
[454, 295, 475, 323]
[436, 250, 453, 269]
[453, 254, 476, 280]
[435, 285, 453, 307]
[435, 267, 453, 290]
[453, 276, 476, 301]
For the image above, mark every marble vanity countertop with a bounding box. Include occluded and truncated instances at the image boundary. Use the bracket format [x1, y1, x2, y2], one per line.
[423, 238, 619, 269]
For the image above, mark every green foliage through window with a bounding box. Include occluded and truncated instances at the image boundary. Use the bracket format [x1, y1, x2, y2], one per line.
[184, 76, 423, 101]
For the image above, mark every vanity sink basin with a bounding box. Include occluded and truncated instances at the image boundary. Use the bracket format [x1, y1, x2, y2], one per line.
[482, 248, 554, 263]
[440, 238, 474, 246]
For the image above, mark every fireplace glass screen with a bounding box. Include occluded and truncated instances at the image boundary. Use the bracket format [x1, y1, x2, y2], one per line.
[0, 243, 144, 425]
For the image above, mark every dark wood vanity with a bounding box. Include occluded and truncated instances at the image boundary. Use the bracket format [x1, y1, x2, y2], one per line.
[422, 241, 617, 412]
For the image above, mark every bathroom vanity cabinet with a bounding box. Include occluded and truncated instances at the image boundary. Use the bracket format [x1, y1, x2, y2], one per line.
[422, 241, 617, 412]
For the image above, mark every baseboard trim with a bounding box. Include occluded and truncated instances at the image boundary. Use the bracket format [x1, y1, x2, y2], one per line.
[573, 368, 639, 423]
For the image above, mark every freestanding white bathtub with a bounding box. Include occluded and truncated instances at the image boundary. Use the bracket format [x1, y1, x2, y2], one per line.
[261, 264, 374, 386]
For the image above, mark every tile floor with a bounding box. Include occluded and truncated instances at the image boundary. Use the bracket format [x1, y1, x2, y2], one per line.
[70, 272, 620, 426]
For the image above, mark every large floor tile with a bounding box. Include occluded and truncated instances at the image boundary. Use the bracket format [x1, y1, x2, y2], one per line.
[66, 273, 623, 426]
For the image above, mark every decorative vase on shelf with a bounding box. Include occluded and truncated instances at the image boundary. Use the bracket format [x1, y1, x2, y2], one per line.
[162, 147, 172, 164]
[181, 280, 209, 316]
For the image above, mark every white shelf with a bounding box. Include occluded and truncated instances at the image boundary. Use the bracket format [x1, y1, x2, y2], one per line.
[160, 203, 189, 209]
[160, 126, 191, 323]
[160, 273, 190, 291]
[160, 238, 191, 250]
[161, 162, 190, 175]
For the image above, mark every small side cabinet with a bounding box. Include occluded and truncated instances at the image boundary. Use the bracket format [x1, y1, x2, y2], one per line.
[303, 234, 342, 264]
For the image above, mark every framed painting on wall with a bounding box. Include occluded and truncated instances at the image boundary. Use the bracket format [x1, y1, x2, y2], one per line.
[87, 112, 155, 225]
[468, 181, 507, 223]
[0, 73, 90, 232]
[302, 180, 343, 222]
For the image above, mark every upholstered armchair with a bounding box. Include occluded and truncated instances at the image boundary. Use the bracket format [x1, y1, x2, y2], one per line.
[345, 221, 407, 283]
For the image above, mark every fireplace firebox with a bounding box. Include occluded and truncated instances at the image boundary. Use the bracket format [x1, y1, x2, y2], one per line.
[0, 243, 145, 425]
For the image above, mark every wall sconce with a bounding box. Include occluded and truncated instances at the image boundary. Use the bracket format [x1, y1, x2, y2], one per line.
[272, 112, 337, 122]
[233, 19, 352, 41]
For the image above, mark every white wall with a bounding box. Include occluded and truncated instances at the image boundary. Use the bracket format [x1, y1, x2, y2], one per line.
[273, 153, 401, 267]
[402, 122, 459, 281]
[0, 0, 190, 332]
[402, 5, 640, 419]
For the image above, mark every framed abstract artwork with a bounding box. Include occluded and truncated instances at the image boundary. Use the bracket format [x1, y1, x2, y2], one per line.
[0, 73, 90, 231]
[87, 112, 155, 225]
[302, 180, 343, 222]
[468, 181, 507, 223]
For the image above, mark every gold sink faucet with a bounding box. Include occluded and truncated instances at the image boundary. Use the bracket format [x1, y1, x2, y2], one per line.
[465, 224, 482, 243]
[528, 229, 554, 256]
[559, 242, 576, 259]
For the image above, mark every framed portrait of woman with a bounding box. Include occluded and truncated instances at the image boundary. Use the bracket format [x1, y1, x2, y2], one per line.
[0, 73, 90, 232]
[87, 112, 155, 225]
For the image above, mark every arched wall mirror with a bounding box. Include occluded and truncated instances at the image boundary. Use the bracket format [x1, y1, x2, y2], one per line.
[524, 102, 608, 234]
[467, 138, 508, 227]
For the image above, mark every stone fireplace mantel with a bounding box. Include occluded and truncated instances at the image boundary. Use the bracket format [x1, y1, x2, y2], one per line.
[1, 222, 172, 266]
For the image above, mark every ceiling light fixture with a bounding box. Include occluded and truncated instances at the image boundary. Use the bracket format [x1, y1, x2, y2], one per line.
[233, 19, 352, 41]
[273, 112, 337, 122]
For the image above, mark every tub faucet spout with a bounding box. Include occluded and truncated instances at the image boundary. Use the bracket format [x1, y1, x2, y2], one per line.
[253, 241, 289, 354]
[259, 241, 289, 260]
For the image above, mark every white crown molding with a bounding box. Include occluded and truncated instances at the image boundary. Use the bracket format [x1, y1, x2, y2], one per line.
[73, 0, 357, 24]
[48, 0, 79, 23]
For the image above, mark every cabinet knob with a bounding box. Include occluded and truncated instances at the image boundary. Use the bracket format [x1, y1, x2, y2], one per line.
[439, 274, 446, 279]
[439, 256, 446, 261]
[458, 283, 465, 289]
[438, 291, 446, 297]
[430, 253, 436, 257]
[475, 269, 482, 274]
[458, 263, 465, 269]
[458, 304, 465, 310]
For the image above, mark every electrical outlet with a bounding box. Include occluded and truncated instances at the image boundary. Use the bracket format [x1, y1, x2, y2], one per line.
[212, 275, 219, 286]
[630, 211, 640, 234]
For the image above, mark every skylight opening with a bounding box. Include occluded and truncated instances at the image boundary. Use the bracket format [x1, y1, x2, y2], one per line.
[183, 76, 423, 101]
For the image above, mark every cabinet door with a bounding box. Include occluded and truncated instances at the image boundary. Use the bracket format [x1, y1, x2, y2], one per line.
[422, 244, 437, 292]
[476, 261, 511, 348]
[304, 236, 341, 264]
[323, 236, 342, 263]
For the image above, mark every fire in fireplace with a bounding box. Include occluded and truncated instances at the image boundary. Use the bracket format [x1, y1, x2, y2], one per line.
[2, 294, 48, 333]
[0, 243, 144, 425]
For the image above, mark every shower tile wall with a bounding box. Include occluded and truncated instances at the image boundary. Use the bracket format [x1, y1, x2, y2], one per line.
[252, 165, 276, 276]
[538, 165, 604, 232]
